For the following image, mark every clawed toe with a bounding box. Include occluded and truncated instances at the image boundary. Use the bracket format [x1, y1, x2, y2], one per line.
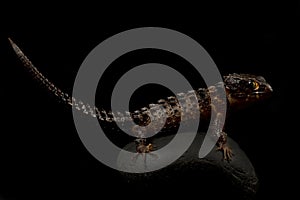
[217, 145, 234, 162]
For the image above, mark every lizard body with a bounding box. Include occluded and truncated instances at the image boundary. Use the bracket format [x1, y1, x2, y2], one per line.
[9, 38, 272, 161]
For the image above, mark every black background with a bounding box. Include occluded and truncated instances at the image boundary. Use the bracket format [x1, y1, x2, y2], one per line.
[0, 2, 298, 200]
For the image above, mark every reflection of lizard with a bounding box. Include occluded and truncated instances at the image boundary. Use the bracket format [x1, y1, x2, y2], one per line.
[9, 38, 273, 161]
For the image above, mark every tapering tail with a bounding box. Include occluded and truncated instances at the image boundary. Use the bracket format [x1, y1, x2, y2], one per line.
[8, 38, 73, 106]
[8, 38, 138, 132]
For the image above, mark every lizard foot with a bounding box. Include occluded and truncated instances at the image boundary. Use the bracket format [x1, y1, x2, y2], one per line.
[217, 144, 233, 162]
[217, 132, 234, 162]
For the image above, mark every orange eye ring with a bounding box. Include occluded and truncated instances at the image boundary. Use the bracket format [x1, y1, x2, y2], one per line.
[253, 81, 259, 90]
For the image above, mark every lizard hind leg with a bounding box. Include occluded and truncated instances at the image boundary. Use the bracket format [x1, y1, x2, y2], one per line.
[216, 132, 234, 162]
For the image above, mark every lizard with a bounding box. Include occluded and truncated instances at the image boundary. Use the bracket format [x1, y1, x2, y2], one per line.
[8, 38, 273, 161]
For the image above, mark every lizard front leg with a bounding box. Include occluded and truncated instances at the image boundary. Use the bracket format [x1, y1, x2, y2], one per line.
[216, 132, 233, 161]
[210, 105, 233, 162]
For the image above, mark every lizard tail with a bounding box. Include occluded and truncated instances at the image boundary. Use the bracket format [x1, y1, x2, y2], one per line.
[8, 38, 73, 106]
[8, 38, 119, 123]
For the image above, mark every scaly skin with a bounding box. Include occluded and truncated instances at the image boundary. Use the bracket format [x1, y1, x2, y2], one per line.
[8, 38, 273, 161]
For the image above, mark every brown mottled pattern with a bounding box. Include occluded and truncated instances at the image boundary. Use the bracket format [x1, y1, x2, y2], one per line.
[9, 38, 273, 160]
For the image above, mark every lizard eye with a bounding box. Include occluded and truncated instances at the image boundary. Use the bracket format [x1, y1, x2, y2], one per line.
[250, 81, 259, 90]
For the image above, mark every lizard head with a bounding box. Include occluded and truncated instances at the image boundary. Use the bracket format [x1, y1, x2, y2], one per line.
[224, 73, 273, 107]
